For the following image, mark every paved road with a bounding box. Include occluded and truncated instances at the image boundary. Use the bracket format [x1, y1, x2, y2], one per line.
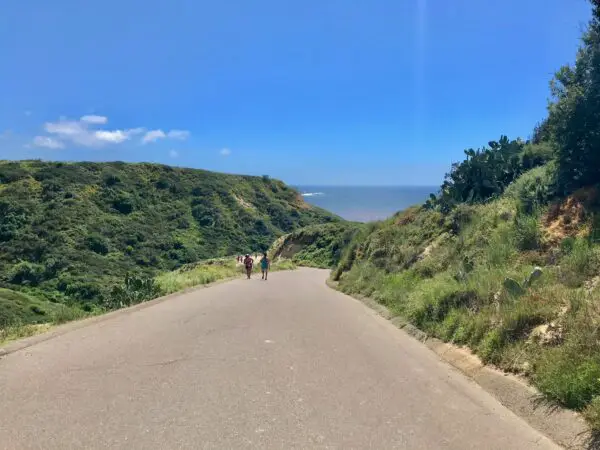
[0, 268, 559, 449]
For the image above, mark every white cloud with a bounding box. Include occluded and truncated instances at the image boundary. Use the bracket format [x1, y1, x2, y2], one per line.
[42, 117, 144, 147]
[167, 130, 190, 140]
[220, 148, 231, 156]
[33, 115, 186, 149]
[95, 128, 144, 143]
[94, 130, 129, 144]
[142, 129, 167, 143]
[81, 115, 108, 125]
[142, 129, 190, 144]
[169, 149, 179, 158]
[45, 119, 84, 136]
[33, 136, 65, 149]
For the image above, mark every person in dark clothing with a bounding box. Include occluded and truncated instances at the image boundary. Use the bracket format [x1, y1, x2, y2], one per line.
[243, 254, 254, 279]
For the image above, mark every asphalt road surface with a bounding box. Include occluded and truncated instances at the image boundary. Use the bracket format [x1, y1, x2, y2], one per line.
[0, 268, 559, 449]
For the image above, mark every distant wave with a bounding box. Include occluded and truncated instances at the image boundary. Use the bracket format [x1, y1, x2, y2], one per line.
[301, 192, 325, 197]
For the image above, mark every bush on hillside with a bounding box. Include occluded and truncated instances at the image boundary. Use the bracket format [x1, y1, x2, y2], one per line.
[105, 274, 162, 309]
[8, 262, 46, 286]
[85, 233, 110, 255]
[435, 136, 526, 210]
[514, 214, 542, 251]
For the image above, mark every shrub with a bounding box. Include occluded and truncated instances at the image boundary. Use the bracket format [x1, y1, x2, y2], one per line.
[521, 142, 555, 170]
[51, 304, 86, 324]
[64, 280, 103, 301]
[512, 164, 554, 214]
[372, 269, 420, 313]
[103, 173, 120, 186]
[438, 308, 466, 341]
[437, 136, 525, 208]
[478, 329, 504, 364]
[85, 233, 109, 255]
[112, 194, 134, 214]
[155, 179, 169, 189]
[498, 300, 550, 343]
[513, 214, 541, 251]
[8, 261, 46, 286]
[29, 305, 46, 315]
[106, 274, 162, 309]
[560, 238, 598, 287]
[534, 348, 600, 409]
[583, 397, 600, 432]
[0, 164, 29, 183]
[560, 236, 576, 254]
[177, 218, 190, 229]
[486, 226, 517, 267]
[405, 274, 462, 327]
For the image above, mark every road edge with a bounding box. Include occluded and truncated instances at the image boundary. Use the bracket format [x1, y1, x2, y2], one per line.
[325, 279, 593, 450]
[0, 275, 240, 358]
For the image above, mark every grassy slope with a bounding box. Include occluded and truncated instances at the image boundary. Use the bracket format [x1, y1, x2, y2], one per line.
[323, 165, 600, 428]
[0, 160, 338, 326]
[0, 288, 86, 342]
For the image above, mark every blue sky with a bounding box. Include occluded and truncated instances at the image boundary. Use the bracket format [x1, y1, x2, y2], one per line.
[0, 0, 592, 186]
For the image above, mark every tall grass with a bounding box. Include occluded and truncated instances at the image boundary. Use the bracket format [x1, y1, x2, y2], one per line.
[156, 258, 297, 295]
[0, 303, 87, 345]
[0, 322, 53, 343]
[156, 261, 240, 294]
[559, 238, 600, 287]
[514, 213, 542, 251]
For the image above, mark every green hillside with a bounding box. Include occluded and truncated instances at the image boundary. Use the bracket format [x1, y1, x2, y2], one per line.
[0, 160, 338, 310]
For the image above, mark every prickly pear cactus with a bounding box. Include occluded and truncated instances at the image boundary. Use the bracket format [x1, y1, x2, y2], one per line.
[504, 267, 542, 297]
[523, 267, 543, 288]
[503, 277, 526, 297]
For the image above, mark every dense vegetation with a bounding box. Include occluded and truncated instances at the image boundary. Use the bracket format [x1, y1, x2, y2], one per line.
[549, 0, 600, 196]
[426, 136, 553, 212]
[281, 1, 600, 431]
[269, 222, 362, 268]
[0, 160, 338, 328]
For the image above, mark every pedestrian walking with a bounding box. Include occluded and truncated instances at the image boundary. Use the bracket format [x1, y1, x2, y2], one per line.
[260, 253, 270, 280]
[243, 254, 254, 279]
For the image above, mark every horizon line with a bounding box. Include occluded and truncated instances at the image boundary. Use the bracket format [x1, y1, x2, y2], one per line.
[292, 184, 440, 188]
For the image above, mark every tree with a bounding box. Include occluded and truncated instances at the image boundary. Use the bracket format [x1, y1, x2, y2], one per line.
[549, 0, 600, 194]
[436, 136, 525, 210]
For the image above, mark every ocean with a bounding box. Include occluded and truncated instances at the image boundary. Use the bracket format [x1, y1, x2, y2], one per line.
[296, 186, 438, 223]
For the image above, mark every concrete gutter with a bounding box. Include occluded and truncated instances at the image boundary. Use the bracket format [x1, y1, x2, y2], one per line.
[326, 279, 594, 450]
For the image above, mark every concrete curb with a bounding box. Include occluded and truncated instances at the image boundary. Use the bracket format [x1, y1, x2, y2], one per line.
[326, 279, 593, 450]
[0, 275, 240, 358]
